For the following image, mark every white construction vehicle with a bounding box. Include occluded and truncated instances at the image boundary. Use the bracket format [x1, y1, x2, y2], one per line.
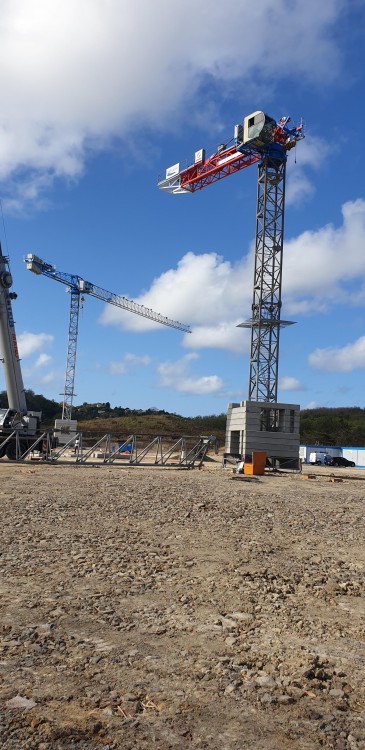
[0, 244, 41, 459]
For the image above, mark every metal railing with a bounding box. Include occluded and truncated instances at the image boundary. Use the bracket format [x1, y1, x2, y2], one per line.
[0, 431, 217, 468]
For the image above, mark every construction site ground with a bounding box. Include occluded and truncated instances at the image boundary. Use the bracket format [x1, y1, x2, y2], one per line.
[0, 459, 364, 750]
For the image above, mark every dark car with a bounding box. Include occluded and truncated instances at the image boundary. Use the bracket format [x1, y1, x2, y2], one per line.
[328, 456, 355, 468]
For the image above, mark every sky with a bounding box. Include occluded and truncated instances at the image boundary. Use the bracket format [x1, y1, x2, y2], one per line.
[1, 0, 365, 417]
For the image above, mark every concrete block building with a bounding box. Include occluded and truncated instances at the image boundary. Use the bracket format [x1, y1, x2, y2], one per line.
[225, 400, 300, 469]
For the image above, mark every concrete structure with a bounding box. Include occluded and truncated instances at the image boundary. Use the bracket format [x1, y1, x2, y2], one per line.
[225, 400, 300, 468]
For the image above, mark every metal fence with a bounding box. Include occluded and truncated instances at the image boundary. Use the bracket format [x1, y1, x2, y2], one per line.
[0, 432, 217, 469]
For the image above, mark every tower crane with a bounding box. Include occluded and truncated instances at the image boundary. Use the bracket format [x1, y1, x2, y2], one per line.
[25, 254, 191, 420]
[158, 111, 304, 403]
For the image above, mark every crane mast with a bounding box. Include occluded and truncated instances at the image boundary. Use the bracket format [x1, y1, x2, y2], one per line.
[158, 111, 304, 403]
[0, 244, 28, 414]
[239, 149, 293, 401]
[0, 243, 41, 460]
[25, 254, 191, 419]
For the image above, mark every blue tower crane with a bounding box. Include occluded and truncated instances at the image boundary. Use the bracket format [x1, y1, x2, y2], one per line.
[25, 254, 191, 420]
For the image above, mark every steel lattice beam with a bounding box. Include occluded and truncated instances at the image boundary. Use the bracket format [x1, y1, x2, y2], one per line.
[239, 152, 294, 402]
[62, 290, 80, 420]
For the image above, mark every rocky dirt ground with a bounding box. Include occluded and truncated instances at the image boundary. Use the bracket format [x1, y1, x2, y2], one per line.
[0, 460, 364, 750]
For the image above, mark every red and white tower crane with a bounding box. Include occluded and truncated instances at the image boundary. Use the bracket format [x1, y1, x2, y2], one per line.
[158, 111, 304, 403]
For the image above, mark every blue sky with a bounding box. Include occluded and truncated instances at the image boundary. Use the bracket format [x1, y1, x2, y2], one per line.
[1, 0, 365, 416]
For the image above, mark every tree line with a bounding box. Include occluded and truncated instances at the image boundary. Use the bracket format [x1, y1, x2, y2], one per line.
[1, 391, 364, 446]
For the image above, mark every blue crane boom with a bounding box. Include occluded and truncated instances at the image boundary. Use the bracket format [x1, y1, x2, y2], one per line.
[25, 253, 191, 419]
[25, 254, 190, 332]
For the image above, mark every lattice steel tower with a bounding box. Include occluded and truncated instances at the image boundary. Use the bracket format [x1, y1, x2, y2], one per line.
[239, 148, 294, 402]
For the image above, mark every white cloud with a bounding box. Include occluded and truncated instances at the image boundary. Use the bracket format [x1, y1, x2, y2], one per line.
[157, 353, 223, 395]
[100, 198, 365, 353]
[309, 336, 365, 372]
[286, 135, 330, 206]
[283, 199, 365, 313]
[0, 0, 344, 207]
[38, 371, 58, 385]
[17, 332, 53, 358]
[108, 352, 151, 375]
[185, 323, 249, 354]
[101, 251, 253, 351]
[279, 376, 307, 391]
[34, 353, 52, 368]
[304, 400, 321, 410]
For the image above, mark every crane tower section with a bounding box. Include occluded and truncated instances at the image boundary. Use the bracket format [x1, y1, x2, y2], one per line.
[0, 246, 27, 415]
[158, 111, 304, 403]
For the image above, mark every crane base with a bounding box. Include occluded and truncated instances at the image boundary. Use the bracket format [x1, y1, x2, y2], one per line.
[225, 400, 300, 470]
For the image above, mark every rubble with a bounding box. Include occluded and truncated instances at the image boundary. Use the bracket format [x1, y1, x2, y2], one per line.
[0, 463, 364, 749]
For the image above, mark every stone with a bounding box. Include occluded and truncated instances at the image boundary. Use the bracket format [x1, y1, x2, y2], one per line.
[6, 695, 37, 709]
[255, 674, 276, 688]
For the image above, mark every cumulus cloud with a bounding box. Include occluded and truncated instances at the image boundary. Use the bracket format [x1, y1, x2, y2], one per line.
[34, 353, 52, 368]
[283, 199, 365, 313]
[0, 0, 344, 207]
[279, 376, 307, 391]
[286, 135, 330, 206]
[100, 251, 253, 351]
[157, 353, 223, 395]
[309, 336, 365, 372]
[37, 371, 58, 385]
[17, 332, 53, 358]
[304, 400, 321, 409]
[108, 352, 151, 375]
[100, 198, 365, 352]
[186, 323, 250, 354]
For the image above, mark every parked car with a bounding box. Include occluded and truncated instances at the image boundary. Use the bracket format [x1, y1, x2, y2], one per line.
[327, 456, 355, 468]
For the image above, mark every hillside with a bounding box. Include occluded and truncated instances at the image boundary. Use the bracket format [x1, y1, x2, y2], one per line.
[79, 407, 365, 447]
[300, 406, 365, 447]
[78, 412, 227, 443]
[1, 390, 365, 446]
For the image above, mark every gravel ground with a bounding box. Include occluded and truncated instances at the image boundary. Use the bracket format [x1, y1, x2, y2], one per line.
[0, 461, 364, 749]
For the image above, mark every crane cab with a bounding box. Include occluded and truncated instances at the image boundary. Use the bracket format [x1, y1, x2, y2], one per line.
[243, 111, 276, 148]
